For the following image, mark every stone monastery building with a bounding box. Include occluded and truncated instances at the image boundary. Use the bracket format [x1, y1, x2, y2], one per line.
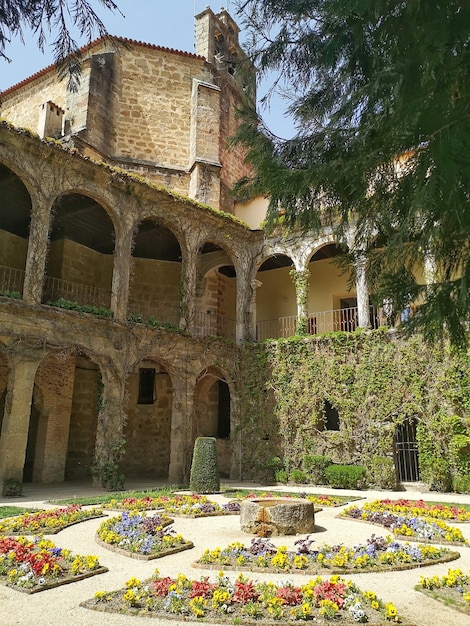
[0, 8, 383, 487]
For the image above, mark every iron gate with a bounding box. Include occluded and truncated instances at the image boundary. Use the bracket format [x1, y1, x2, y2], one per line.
[395, 418, 420, 482]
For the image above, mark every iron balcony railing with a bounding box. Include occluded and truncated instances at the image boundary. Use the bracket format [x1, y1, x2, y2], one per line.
[193, 309, 236, 340]
[127, 301, 180, 328]
[256, 305, 388, 341]
[0, 264, 25, 294]
[43, 276, 112, 309]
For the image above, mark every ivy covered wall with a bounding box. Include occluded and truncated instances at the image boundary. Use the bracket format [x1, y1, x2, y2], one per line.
[237, 330, 470, 491]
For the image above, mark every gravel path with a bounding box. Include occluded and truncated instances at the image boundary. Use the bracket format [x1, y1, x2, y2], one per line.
[1, 481, 470, 626]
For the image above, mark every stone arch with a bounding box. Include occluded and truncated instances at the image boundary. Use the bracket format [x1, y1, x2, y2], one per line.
[195, 241, 237, 338]
[44, 191, 116, 309]
[193, 365, 233, 477]
[0, 162, 33, 296]
[306, 241, 355, 334]
[128, 217, 183, 326]
[122, 356, 173, 478]
[255, 253, 296, 340]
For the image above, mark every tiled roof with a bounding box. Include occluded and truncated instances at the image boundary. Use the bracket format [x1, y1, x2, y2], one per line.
[0, 36, 205, 97]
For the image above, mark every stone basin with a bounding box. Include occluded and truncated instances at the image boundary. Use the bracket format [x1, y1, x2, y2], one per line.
[240, 497, 315, 536]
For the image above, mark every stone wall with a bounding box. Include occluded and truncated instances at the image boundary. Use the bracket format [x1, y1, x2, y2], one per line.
[33, 353, 75, 482]
[65, 357, 100, 480]
[48, 239, 114, 290]
[0, 231, 28, 269]
[128, 258, 182, 319]
[123, 366, 173, 478]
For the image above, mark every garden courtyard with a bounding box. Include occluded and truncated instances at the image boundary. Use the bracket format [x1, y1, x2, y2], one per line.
[1, 480, 470, 625]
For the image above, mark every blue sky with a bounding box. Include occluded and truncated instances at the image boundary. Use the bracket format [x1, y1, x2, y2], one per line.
[0, 0, 295, 138]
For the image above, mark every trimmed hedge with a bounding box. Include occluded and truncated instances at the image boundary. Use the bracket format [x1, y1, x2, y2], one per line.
[324, 464, 367, 489]
[189, 437, 220, 494]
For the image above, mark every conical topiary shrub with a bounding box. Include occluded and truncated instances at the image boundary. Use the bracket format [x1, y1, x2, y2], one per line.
[189, 436, 220, 494]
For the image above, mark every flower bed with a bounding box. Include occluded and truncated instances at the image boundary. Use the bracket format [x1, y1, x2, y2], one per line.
[96, 511, 193, 559]
[361, 499, 470, 522]
[416, 568, 470, 616]
[0, 504, 104, 535]
[82, 569, 408, 624]
[0, 535, 107, 593]
[195, 534, 458, 574]
[342, 506, 469, 545]
[105, 493, 240, 516]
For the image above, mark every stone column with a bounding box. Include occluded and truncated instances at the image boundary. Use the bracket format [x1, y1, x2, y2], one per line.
[23, 194, 52, 304]
[290, 268, 310, 334]
[179, 238, 198, 334]
[111, 225, 133, 321]
[355, 253, 370, 328]
[168, 376, 193, 484]
[93, 365, 127, 486]
[0, 354, 41, 484]
[235, 256, 258, 342]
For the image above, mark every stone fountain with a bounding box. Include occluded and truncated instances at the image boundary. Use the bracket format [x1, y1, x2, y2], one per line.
[240, 497, 315, 536]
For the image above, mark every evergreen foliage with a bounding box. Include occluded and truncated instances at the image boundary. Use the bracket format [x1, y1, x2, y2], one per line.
[235, 0, 470, 345]
[0, 1, 121, 90]
[189, 437, 220, 494]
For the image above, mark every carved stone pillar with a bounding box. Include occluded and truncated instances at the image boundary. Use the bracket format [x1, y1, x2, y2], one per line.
[168, 376, 193, 484]
[291, 269, 310, 334]
[235, 257, 257, 342]
[355, 254, 370, 328]
[0, 354, 41, 484]
[111, 225, 134, 321]
[93, 365, 127, 485]
[179, 238, 199, 334]
[23, 194, 52, 304]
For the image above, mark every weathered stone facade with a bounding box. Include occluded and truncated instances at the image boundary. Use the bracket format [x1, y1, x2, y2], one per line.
[0, 8, 377, 488]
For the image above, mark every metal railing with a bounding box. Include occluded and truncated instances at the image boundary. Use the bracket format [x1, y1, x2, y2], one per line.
[0, 264, 25, 295]
[43, 276, 111, 309]
[127, 301, 180, 327]
[193, 309, 236, 340]
[256, 305, 388, 340]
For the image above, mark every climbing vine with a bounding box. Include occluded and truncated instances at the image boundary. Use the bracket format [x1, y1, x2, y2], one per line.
[237, 330, 470, 490]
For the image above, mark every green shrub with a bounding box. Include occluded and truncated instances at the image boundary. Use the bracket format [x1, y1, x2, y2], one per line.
[303, 455, 332, 484]
[288, 468, 308, 484]
[452, 474, 470, 494]
[0, 290, 21, 299]
[2, 478, 23, 497]
[368, 456, 397, 489]
[266, 456, 284, 481]
[420, 457, 452, 492]
[325, 464, 367, 489]
[274, 469, 288, 483]
[189, 437, 220, 494]
[449, 434, 470, 475]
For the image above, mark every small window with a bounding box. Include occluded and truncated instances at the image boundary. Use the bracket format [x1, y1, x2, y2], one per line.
[323, 399, 340, 431]
[138, 368, 155, 404]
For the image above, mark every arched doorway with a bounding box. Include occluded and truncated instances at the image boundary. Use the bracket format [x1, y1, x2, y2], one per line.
[193, 368, 232, 477]
[395, 418, 420, 482]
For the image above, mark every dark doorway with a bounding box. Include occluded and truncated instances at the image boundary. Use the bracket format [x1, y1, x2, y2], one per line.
[395, 418, 420, 482]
